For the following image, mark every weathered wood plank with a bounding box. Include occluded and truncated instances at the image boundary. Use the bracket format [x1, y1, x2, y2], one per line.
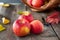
[51, 24, 60, 40]
[31, 37, 58, 40]
[0, 5, 16, 40]
[45, 11, 60, 40]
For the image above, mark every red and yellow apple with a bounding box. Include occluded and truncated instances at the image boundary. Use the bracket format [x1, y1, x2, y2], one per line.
[18, 11, 34, 22]
[12, 19, 31, 36]
[30, 20, 44, 34]
[27, 0, 44, 8]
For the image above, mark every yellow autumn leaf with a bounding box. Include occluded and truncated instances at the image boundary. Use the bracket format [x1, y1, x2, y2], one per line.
[0, 24, 6, 31]
[2, 17, 10, 24]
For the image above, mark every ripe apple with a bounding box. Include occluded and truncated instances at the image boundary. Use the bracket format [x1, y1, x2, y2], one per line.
[12, 19, 31, 36]
[27, 0, 32, 6]
[27, 0, 44, 8]
[18, 11, 34, 22]
[30, 20, 44, 34]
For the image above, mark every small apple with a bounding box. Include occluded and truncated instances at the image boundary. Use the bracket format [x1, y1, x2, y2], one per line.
[32, 0, 44, 8]
[30, 20, 44, 34]
[12, 19, 31, 36]
[18, 11, 34, 22]
[27, 0, 44, 8]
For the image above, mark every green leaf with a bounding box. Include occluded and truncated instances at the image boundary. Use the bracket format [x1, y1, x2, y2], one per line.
[17, 11, 23, 15]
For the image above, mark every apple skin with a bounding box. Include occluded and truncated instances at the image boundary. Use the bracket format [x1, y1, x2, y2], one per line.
[12, 19, 31, 36]
[32, 0, 44, 8]
[30, 20, 44, 34]
[18, 14, 34, 23]
[27, 0, 32, 6]
[27, 0, 44, 8]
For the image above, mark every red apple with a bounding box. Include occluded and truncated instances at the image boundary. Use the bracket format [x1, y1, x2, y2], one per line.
[12, 19, 31, 36]
[27, 0, 32, 6]
[30, 20, 44, 34]
[18, 11, 34, 22]
[27, 0, 44, 8]
[32, 0, 44, 8]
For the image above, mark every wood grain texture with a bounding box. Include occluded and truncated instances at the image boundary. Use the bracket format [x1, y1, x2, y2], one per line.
[51, 24, 60, 40]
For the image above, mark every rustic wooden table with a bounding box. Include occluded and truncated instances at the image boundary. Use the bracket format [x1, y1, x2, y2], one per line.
[0, 3, 60, 40]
